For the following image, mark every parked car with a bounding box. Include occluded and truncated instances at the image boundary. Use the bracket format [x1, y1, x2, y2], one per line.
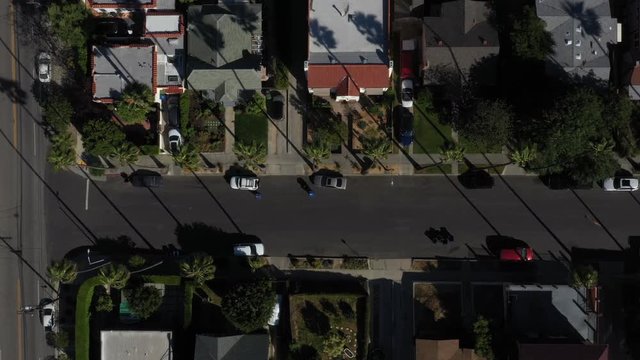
[168, 128, 182, 154]
[129, 170, 163, 188]
[267, 91, 284, 120]
[37, 52, 51, 83]
[401, 79, 413, 108]
[602, 177, 639, 192]
[311, 175, 347, 189]
[40, 301, 55, 331]
[230, 176, 260, 191]
[233, 243, 265, 256]
[499, 246, 534, 261]
[397, 107, 414, 146]
[400, 39, 416, 79]
[166, 96, 179, 128]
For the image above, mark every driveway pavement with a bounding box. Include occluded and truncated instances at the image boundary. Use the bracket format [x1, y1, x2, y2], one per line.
[46, 172, 638, 261]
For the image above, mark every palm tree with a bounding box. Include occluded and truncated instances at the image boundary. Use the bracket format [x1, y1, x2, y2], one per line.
[47, 259, 78, 288]
[361, 135, 392, 163]
[98, 264, 130, 294]
[510, 145, 537, 168]
[47, 133, 76, 171]
[179, 255, 215, 284]
[233, 141, 267, 171]
[113, 142, 140, 166]
[304, 141, 331, 166]
[121, 82, 154, 110]
[173, 144, 201, 171]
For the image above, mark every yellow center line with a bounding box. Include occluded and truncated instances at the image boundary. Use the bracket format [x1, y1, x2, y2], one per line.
[9, 0, 18, 146]
[16, 278, 24, 360]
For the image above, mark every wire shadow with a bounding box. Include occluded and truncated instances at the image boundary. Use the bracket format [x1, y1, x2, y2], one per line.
[0, 236, 57, 294]
[569, 189, 624, 250]
[189, 170, 243, 234]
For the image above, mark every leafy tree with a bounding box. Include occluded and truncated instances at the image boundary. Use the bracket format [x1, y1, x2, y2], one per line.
[113, 142, 140, 165]
[48, 133, 76, 171]
[571, 265, 599, 289]
[43, 93, 74, 132]
[46, 259, 78, 286]
[82, 119, 126, 158]
[440, 143, 465, 162]
[114, 83, 155, 124]
[510, 145, 537, 168]
[473, 316, 494, 360]
[180, 254, 216, 284]
[314, 119, 348, 149]
[457, 100, 512, 151]
[98, 264, 130, 294]
[604, 92, 636, 157]
[173, 143, 201, 171]
[510, 6, 555, 61]
[124, 285, 163, 320]
[222, 280, 276, 333]
[245, 93, 266, 115]
[46, 329, 70, 350]
[304, 141, 331, 166]
[47, 2, 89, 71]
[128, 255, 147, 269]
[323, 331, 347, 359]
[95, 294, 113, 312]
[233, 141, 267, 171]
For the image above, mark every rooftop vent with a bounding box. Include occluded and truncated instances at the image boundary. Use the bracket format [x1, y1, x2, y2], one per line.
[575, 40, 581, 46]
[576, 25, 582, 32]
[592, 50, 598, 55]
[576, 53, 582, 60]
[565, 39, 572, 45]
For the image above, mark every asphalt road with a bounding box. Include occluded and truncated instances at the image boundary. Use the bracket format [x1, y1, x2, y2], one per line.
[0, 2, 52, 360]
[47, 172, 639, 261]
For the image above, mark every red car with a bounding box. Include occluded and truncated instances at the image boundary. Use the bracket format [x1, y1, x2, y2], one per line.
[499, 247, 534, 261]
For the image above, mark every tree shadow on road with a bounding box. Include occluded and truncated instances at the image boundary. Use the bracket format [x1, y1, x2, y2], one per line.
[175, 222, 261, 256]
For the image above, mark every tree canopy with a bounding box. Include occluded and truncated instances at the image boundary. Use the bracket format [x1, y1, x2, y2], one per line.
[221, 280, 276, 333]
[124, 285, 163, 320]
[457, 99, 513, 151]
[510, 6, 555, 61]
[47, 2, 90, 72]
[44, 93, 74, 132]
[81, 119, 126, 158]
[114, 83, 155, 124]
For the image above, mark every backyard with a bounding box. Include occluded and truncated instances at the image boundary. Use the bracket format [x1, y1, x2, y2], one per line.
[289, 294, 365, 360]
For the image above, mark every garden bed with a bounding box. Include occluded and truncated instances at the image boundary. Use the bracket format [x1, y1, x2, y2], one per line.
[289, 256, 370, 270]
[413, 282, 462, 339]
[181, 90, 225, 152]
[289, 294, 365, 360]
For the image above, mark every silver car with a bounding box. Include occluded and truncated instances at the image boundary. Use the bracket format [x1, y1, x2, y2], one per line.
[37, 52, 51, 83]
[230, 176, 259, 191]
[233, 243, 265, 256]
[312, 175, 347, 190]
[602, 177, 639, 192]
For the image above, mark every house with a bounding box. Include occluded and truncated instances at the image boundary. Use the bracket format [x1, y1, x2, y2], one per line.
[535, 0, 620, 82]
[518, 343, 609, 360]
[415, 339, 485, 360]
[84, 0, 175, 12]
[194, 334, 269, 360]
[420, 0, 499, 88]
[305, 0, 392, 101]
[186, 3, 265, 107]
[624, 1, 640, 99]
[101, 330, 173, 360]
[91, 11, 185, 103]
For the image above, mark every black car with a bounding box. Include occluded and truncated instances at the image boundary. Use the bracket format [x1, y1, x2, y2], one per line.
[396, 107, 414, 146]
[128, 170, 163, 188]
[267, 91, 284, 120]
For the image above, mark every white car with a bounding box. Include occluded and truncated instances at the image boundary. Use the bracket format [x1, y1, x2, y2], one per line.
[40, 302, 55, 331]
[311, 175, 347, 189]
[401, 79, 413, 108]
[603, 177, 639, 192]
[37, 52, 51, 83]
[168, 128, 182, 154]
[230, 176, 259, 191]
[233, 243, 265, 256]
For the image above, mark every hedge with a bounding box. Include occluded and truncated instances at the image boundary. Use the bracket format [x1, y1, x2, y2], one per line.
[75, 277, 102, 360]
[184, 281, 195, 329]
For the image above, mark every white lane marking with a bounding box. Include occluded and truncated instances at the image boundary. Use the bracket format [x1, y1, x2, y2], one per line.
[84, 179, 90, 211]
[32, 123, 36, 156]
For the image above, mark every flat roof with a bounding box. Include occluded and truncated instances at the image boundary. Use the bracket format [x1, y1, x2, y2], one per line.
[100, 330, 172, 360]
[146, 14, 180, 33]
[308, 0, 388, 64]
[93, 45, 154, 99]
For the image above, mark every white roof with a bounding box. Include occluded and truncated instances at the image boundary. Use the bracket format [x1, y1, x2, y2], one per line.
[101, 330, 173, 360]
[146, 14, 180, 33]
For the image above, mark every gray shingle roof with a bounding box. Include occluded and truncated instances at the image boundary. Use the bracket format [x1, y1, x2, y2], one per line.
[186, 69, 261, 105]
[194, 334, 269, 360]
[536, 0, 617, 81]
[93, 45, 154, 99]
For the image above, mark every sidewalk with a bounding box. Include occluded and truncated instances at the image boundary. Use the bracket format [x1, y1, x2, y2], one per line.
[268, 257, 412, 281]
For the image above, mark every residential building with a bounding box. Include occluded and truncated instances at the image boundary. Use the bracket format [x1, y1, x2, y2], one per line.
[305, 0, 392, 101]
[420, 0, 499, 88]
[535, 0, 620, 82]
[84, 0, 175, 12]
[624, 1, 640, 99]
[186, 3, 265, 107]
[415, 339, 485, 360]
[101, 330, 173, 360]
[194, 334, 269, 360]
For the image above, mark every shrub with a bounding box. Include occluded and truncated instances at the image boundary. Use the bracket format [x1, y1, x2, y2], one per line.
[571, 265, 598, 289]
[222, 280, 276, 333]
[43, 93, 73, 132]
[46, 329, 70, 350]
[48, 133, 76, 171]
[81, 119, 126, 158]
[95, 294, 113, 312]
[127, 255, 146, 269]
[248, 256, 268, 271]
[274, 60, 289, 90]
[341, 257, 369, 270]
[473, 316, 494, 360]
[124, 285, 163, 320]
[323, 331, 347, 358]
[245, 93, 266, 115]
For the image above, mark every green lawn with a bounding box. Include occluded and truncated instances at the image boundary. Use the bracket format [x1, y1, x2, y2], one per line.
[413, 108, 452, 154]
[458, 136, 503, 154]
[235, 113, 268, 146]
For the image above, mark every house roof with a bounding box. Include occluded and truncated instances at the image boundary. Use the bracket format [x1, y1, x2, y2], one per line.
[627, 65, 640, 100]
[308, 0, 389, 65]
[187, 3, 262, 70]
[92, 45, 154, 100]
[194, 334, 269, 360]
[186, 69, 261, 105]
[535, 0, 617, 81]
[423, 45, 498, 85]
[415, 339, 485, 360]
[518, 344, 608, 360]
[307, 64, 389, 90]
[101, 330, 172, 360]
[146, 13, 181, 33]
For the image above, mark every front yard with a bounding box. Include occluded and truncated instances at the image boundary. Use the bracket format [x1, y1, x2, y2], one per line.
[289, 294, 365, 360]
[413, 108, 452, 154]
[235, 113, 268, 146]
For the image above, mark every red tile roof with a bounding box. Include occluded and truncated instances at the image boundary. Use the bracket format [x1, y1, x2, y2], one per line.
[307, 64, 389, 90]
[631, 65, 640, 85]
[335, 76, 360, 97]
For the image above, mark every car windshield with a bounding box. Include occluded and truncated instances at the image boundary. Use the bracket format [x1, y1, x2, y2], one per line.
[169, 135, 179, 142]
[622, 179, 631, 187]
[402, 88, 413, 101]
[335, 179, 342, 187]
[43, 309, 52, 315]
[519, 248, 527, 259]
